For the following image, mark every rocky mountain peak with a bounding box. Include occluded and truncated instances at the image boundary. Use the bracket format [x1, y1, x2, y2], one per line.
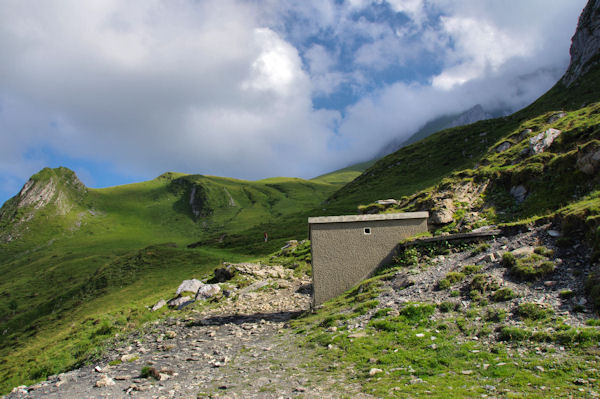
[0, 167, 86, 225]
[562, 0, 600, 87]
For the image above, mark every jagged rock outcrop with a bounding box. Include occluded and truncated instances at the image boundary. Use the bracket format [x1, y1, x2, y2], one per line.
[0, 168, 87, 242]
[562, 0, 600, 87]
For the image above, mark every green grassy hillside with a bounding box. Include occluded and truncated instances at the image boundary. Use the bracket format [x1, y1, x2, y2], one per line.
[0, 167, 349, 392]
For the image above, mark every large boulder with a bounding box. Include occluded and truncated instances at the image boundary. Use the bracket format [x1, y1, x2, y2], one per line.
[167, 296, 194, 309]
[151, 299, 167, 312]
[430, 198, 455, 224]
[529, 128, 561, 154]
[495, 141, 512, 153]
[510, 185, 527, 203]
[176, 279, 203, 295]
[577, 147, 600, 175]
[196, 284, 221, 300]
[213, 264, 237, 282]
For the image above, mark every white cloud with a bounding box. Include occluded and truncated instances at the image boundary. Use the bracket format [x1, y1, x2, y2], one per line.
[0, 0, 589, 205]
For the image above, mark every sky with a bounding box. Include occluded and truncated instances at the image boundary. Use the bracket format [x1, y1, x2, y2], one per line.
[0, 0, 588, 206]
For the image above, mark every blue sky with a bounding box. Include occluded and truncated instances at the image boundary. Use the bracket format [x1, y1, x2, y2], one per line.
[0, 0, 587, 206]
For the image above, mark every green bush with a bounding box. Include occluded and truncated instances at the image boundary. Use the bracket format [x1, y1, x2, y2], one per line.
[491, 287, 517, 302]
[394, 247, 420, 267]
[501, 252, 517, 268]
[499, 326, 531, 341]
[437, 279, 451, 290]
[462, 264, 483, 275]
[471, 243, 490, 255]
[140, 366, 159, 379]
[534, 246, 554, 257]
[517, 303, 554, 321]
[585, 273, 600, 309]
[438, 301, 459, 313]
[399, 304, 436, 322]
[484, 308, 507, 322]
[446, 272, 466, 283]
[470, 274, 500, 294]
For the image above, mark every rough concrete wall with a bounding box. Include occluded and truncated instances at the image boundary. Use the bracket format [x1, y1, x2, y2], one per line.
[310, 217, 427, 306]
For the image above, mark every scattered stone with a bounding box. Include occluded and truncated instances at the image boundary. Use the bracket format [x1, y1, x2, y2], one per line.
[576, 147, 600, 175]
[121, 354, 138, 363]
[461, 370, 473, 375]
[415, 333, 425, 338]
[152, 299, 167, 312]
[167, 296, 194, 309]
[176, 279, 203, 296]
[369, 368, 383, 376]
[94, 375, 115, 388]
[511, 246, 535, 257]
[547, 112, 566, 123]
[547, 230, 561, 238]
[94, 366, 103, 373]
[518, 129, 533, 141]
[535, 366, 545, 372]
[510, 185, 527, 203]
[165, 330, 177, 339]
[114, 375, 131, 381]
[495, 141, 512, 153]
[280, 240, 299, 251]
[376, 199, 398, 206]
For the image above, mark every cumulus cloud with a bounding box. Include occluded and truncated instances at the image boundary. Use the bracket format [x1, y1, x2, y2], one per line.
[0, 0, 589, 205]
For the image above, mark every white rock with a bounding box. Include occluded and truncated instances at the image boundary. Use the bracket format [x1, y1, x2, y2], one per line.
[529, 128, 561, 154]
[151, 299, 167, 312]
[196, 284, 221, 300]
[94, 375, 115, 387]
[176, 279, 203, 296]
[167, 296, 194, 309]
[369, 368, 383, 376]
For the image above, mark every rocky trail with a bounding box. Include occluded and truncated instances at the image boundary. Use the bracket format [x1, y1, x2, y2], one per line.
[5, 263, 370, 399]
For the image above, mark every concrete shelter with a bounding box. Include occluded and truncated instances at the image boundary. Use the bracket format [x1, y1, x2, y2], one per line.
[309, 212, 428, 306]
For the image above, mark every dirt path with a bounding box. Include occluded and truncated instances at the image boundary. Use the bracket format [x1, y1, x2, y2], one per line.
[5, 264, 371, 399]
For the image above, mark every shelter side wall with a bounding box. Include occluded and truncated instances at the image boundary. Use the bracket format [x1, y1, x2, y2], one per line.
[311, 218, 427, 306]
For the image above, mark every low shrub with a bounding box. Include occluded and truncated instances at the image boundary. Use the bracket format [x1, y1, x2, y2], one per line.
[462, 264, 483, 275]
[471, 243, 490, 255]
[501, 252, 517, 268]
[399, 303, 436, 322]
[491, 287, 517, 302]
[517, 303, 554, 321]
[484, 308, 507, 322]
[439, 301, 459, 313]
[437, 279, 451, 290]
[584, 273, 600, 309]
[140, 366, 160, 379]
[499, 326, 531, 341]
[559, 289, 575, 299]
[470, 274, 500, 294]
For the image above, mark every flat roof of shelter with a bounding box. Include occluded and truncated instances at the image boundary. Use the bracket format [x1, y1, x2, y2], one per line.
[308, 211, 428, 224]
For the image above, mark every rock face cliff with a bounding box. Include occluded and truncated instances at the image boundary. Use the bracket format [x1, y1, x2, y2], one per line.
[562, 0, 600, 87]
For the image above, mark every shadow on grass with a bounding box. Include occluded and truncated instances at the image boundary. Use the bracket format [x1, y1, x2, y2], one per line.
[186, 310, 307, 328]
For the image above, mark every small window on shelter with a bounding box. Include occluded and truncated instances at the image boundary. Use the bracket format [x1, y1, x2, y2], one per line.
[364, 227, 371, 235]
